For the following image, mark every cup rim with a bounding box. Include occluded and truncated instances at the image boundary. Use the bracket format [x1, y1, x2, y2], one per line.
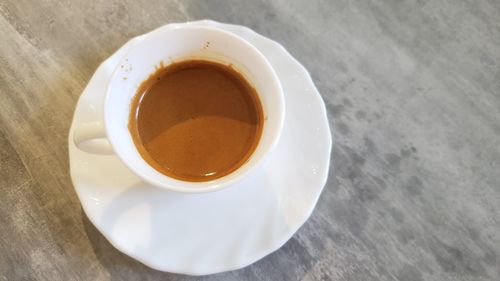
[104, 25, 285, 193]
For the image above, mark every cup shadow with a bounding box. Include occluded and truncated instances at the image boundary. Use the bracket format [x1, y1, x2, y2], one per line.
[82, 167, 287, 277]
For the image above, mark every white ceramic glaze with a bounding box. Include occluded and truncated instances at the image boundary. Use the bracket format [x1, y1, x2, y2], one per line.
[73, 25, 284, 193]
[68, 20, 332, 276]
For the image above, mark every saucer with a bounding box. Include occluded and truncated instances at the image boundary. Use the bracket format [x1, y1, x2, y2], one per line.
[69, 20, 332, 275]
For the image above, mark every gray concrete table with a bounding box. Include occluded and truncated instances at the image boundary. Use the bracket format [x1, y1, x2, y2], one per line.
[1, 1, 499, 280]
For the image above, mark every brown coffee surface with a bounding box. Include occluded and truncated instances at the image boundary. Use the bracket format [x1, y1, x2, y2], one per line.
[129, 60, 263, 182]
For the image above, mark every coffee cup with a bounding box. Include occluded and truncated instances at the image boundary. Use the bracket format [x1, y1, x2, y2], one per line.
[73, 25, 285, 193]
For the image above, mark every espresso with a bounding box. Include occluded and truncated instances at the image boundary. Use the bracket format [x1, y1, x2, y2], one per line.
[129, 60, 263, 182]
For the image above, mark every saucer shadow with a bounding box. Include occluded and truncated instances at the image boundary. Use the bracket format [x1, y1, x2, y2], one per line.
[82, 209, 186, 280]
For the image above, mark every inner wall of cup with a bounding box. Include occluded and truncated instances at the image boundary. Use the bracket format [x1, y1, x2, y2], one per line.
[133, 52, 264, 111]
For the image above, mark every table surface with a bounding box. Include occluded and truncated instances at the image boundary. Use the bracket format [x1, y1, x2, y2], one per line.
[1, 1, 499, 280]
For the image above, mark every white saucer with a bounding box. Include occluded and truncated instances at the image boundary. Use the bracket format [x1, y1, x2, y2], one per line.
[69, 20, 332, 276]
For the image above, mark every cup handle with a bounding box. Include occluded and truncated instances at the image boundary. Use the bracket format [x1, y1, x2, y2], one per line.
[73, 121, 114, 155]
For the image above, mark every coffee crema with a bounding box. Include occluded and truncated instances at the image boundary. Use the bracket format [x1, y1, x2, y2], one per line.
[129, 60, 263, 182]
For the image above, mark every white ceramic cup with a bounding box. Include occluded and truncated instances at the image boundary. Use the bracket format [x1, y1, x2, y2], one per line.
[73, 25, 285, 193]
